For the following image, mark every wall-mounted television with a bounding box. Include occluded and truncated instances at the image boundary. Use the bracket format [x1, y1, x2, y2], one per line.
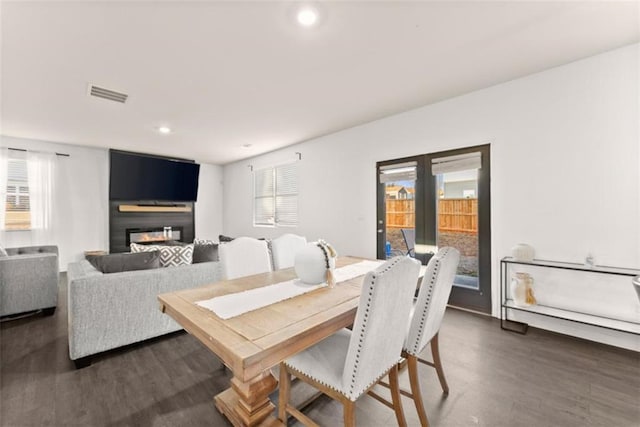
[109, 150, 200, 202]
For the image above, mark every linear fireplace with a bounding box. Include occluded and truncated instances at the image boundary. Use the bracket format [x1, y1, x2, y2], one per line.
[126, 226, 184, 246]
[109, 201, 194, 253]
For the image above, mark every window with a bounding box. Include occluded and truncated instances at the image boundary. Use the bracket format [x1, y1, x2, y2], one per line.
[5, 157, 31, 230]
[254, 163, 298, 226]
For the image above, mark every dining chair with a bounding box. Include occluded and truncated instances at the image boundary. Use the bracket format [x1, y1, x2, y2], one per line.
[373, 247, 459, 426]
[278, 256, 421, 427]
[271, 233, 307, 270]
[218, 237, 272, 280]
[403, 247, 460, 426]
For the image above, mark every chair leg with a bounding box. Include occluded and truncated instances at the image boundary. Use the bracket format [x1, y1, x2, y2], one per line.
[278, 364, 291, 423]
[343, 400, 356, 427]
[389, 363, 408, 427]
[408, 354, 429, 427]
[431, 333, 449, 395]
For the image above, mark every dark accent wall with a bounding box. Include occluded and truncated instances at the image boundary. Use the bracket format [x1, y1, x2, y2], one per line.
[109, 201, 195, 253]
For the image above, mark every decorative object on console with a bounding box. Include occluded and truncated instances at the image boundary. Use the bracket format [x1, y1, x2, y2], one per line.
[294, 240, 337, 286]
[86, 251, 161, 274]
[0, 245, 8, 257]
[511, 243, 535, 262]
[130, 242, 194, 267]
[510, 272, 536, 307]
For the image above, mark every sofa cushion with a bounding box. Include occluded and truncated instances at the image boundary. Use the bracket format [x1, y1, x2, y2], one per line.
[87, 251, 161, 274]
[131, 242, 194, 267]
[193, 239, 219, 263]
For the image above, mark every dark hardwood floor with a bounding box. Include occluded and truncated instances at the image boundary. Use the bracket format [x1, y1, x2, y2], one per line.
[1, 275, 638, 426]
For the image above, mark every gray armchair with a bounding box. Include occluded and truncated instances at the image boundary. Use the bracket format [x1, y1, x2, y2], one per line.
[0, 245, 59, 317]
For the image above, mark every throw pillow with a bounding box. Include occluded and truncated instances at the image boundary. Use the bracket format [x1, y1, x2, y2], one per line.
[219, 234, 235, 243]
[0, 245, 7, 257]
[86, 251, 161, 274]
[131, 242, 194, 267]
[162, 240, 188, 247]
[192, 239, 219, 263]
[194, 238, 216, 245]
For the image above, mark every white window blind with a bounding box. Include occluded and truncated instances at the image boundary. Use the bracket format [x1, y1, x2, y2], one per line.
[254, 163, 298, 226]
[431, 152, 481, 175]
[379, 161, 417, 183]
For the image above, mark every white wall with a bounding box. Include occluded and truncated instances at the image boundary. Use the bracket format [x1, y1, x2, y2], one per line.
[223, 44, 639, 349]
[0, 135, 109, 269]
[195, 163, 224, 241]
[0, 136, 225, 270]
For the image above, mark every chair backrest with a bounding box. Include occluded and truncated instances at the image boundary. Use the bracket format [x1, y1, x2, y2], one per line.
[342, 256, 421, 401]
[271, 234, 307, 270]
[401, 228, 415, 256]
[219, 237, 272, 280]
[405, 247, 460, 355]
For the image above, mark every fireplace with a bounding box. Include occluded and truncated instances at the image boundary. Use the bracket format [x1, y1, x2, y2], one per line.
[109, 201, 194, 253]
[126, 226, 184, 246]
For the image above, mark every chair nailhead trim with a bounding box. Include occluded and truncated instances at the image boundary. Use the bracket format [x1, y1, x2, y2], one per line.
[347, 257, 404, 399]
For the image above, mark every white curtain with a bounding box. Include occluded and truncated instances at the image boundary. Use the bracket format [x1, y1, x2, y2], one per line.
[27, 151, 56, 245]
[0, 148, 8, 233]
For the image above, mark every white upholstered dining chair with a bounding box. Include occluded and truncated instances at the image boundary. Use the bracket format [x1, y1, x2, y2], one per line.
[278, 256, 421, 427]
[218, 237, 272, 280]
[402, 247, 460, 426]
[270, 233, 307, 270]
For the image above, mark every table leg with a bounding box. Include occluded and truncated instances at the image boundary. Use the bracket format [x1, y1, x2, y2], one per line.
[214, 371, 281, 427]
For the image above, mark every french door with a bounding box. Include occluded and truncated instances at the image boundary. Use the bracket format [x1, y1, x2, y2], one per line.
[376, 144, 491, 313]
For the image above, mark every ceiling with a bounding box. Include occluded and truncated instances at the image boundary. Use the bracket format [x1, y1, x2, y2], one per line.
[1, 1, 638, 165]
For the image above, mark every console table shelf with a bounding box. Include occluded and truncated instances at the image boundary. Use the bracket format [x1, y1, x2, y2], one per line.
[500, 257, 640, 335]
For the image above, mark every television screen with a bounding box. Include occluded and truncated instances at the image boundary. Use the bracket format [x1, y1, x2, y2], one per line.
[109, 150, 200, 201]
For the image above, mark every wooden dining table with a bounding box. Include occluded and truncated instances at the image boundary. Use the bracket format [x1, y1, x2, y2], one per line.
[158, 256, 374, 427]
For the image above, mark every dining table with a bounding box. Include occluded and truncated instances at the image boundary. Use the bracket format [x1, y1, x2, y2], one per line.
[158, 256, 387, 427]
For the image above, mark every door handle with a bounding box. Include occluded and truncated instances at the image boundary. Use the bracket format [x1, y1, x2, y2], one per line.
[377, 229, 383, 233]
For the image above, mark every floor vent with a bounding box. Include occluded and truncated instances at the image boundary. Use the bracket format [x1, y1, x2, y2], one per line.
[88, 84, 128, 103]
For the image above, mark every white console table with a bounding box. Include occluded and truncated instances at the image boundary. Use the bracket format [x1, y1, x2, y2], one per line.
[500, 257, 640, 335]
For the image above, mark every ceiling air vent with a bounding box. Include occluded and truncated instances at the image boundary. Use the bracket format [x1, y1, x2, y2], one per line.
[88, 84, 128, 103]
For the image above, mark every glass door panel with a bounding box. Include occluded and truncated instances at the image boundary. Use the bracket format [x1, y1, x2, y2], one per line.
[435, 169, 479, 290]
[384, 179, 416, 259]
[376, 158, 422, 261]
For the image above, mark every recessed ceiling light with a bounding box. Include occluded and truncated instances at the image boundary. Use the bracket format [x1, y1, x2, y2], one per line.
[297, 7, 318, 27]
[158, 126, 171, 134]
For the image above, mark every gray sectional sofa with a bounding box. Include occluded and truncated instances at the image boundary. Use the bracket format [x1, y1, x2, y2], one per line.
[0, 245, 59, 317]
[66, 259, 221, 368]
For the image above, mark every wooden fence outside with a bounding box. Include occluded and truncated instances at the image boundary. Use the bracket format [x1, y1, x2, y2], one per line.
[385, 199, 415, 229]
[438, 198, 477, 233]
[386, 198, 477, 234]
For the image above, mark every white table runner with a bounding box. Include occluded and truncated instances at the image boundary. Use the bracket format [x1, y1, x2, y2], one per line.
[197, 260, 384, 320]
